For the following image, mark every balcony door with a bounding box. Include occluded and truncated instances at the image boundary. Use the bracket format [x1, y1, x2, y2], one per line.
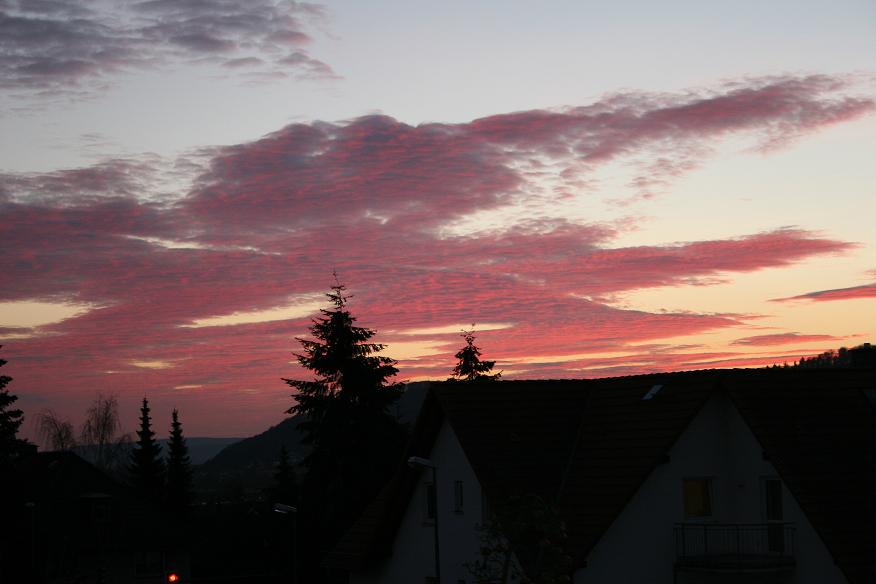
[762, 478, 784, 553]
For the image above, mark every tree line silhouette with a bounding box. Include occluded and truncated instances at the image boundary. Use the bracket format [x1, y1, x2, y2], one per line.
[772, 343, 876, 369]
[33, 391, 193, 513]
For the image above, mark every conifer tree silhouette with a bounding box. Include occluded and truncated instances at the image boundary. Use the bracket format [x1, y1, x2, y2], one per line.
[0, 346, 29, 467]
[285, 278, 401, 445]
[449, 326, 501, 382]
[165, 409, 192, 514]
[283, 277, 406, 576]
[129, 398, 164, 499]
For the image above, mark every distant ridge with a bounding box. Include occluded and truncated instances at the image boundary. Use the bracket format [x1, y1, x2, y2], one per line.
[198, 382, 432, 488]
[66, 436, 243, 466]
[163, 437, 243, 465]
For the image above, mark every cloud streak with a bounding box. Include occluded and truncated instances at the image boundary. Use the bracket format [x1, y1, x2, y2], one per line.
[731, 333, 842, 346]
[773, 282, 876, 302]
[0, 0, 335, 98]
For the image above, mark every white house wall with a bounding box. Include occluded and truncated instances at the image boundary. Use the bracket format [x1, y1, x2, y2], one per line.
[574, 392, 848, 584]
[351, 420, 491, 584]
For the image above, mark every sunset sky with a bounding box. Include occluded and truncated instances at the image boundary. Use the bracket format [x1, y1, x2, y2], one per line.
[1, 0, 874, 442]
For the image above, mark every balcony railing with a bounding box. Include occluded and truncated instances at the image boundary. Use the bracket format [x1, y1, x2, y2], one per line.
[674, 522, 795, 571]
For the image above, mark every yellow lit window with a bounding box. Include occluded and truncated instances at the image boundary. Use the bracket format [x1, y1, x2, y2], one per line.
[683, 478, 712, 518]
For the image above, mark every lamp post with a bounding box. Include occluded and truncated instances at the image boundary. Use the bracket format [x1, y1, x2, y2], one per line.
[408, 456, 440, 584]
[273, 503, 298, 584]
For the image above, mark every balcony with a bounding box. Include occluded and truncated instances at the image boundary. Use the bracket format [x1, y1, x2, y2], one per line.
[674, 523, 795, 582]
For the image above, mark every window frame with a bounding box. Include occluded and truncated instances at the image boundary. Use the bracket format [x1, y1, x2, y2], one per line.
[454, 480, 464, 514]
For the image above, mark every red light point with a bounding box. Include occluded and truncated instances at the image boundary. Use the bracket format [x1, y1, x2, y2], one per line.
[167, 574, 179, 583]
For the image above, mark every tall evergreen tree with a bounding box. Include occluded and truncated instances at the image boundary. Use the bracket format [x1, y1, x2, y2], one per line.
[0, 346, 30, 467]
[165, 408, 192, 514]
[449, 327, 502, 382]
[283, 279, 407, 578]
[285, 280, 402, 443]
[129, 398, 164, 498]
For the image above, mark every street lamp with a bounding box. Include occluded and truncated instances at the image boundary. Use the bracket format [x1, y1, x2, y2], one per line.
[408, 456, 440, 584]
[273, 503, 298, 584]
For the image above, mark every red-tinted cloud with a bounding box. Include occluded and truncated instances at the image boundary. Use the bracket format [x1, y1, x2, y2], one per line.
[185, 75, 874, 229]
[773, 282, 876, 303]
[731, 333, 841, 346]
[1, 75, 871, 439]
[0, 159, 159, 203]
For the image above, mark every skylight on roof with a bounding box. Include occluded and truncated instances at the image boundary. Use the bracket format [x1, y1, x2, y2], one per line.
[642, 384, 664, 401]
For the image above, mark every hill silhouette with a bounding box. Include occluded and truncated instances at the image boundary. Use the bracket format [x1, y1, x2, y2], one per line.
[168, 436, 243, 464]
[195, 381, 432, 497]
[68, 436, 242, 466]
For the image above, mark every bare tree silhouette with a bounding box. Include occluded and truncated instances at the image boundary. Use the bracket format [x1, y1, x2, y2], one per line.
[80, 392, 129, 471]
[35, 409, 77, 451]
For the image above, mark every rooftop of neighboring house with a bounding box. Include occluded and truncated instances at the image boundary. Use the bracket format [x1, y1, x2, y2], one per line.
[6, 450, 182, 549]
[327, 367, 876, 584]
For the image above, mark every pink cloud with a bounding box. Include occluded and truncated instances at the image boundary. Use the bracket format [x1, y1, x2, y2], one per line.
[773, 282, 876, 303]
[184, 75, 874, 231]
[731, 333, 841, 346]
[2, 74, 871, 439]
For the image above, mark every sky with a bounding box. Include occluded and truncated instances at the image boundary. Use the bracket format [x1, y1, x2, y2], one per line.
[1, 0, 874, 442]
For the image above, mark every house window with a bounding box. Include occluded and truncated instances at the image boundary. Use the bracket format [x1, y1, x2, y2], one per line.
[424, 482, 436, 522]
[763, 478, 783, 521]
[682, 478, 712, 518]
[454, 480, 464, 514]
[762, 477, 785, 553]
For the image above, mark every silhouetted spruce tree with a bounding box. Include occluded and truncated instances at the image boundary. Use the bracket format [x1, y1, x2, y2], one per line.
[165, 408, 192, 514]
[0, 346, 30, 468]
[129, 398, 164, 499]
[448, 327, 501, 382]
[283, 279, 406, 576]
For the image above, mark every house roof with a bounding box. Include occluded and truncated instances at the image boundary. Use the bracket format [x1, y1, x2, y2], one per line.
[5, 451, 182, 548]
[9, 450, 131, 501]
[726, 368, 876, 584]
[554, 371, 720, 563]
[327, 369, 876, 584]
